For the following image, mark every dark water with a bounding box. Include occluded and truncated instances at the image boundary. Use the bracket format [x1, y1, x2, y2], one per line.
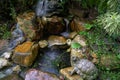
[36, 46, 70, 76]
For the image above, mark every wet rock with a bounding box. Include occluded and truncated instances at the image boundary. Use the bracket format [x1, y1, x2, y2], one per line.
[48, 35, 66, 47]
[17, 12, 43, 41]
[3, 65, 21, 76]
[25, 69, 60, 80]
[12, 41, 39, 67]
[60, 67, 83, 80]
[44, 16, 65, 35]
[0, 72, 6, 79]
[0, 58, 11, 69]
[68, 32, 77, 39]
[73, 35, 87, 47]
[0, 40, 9, 54]
[39, 40, 48, 48]
[0, 73, 23, 80]
[70, 18, 86, 32]
[12, 65, 21, 73]
[8, 24, 25, 50]
[1, 51, 12, 59]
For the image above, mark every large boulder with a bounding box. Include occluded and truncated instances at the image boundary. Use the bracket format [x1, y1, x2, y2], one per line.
[43, 16, 65, 35]
[17, 12, 43, 41]
[70, 18, 86, 32]
[12, 41, 39, 67]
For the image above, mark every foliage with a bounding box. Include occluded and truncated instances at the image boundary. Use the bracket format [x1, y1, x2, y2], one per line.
[96, 12, 120, 38]
[84, 23, 93, 30]
[107, 0, 120, 13]
[79, 26, 120, 54]
[71, 42, 82, 49]
[100, 71, 120, 80]
[0, 24, 11, 39]
[0, 0, 37, 21]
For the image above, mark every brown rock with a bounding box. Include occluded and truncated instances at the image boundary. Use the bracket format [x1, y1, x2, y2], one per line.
[60, 67, 83, 80]
[70, 18, 86, 32]
[44, 16, 65, 35]
[12, 41, 39, 67]
[25, 69, 60, 80]
[17, 12, 43, 41]
[48, 35, 66, 47]
[73, 35, 87, 47]
[0, 73, 23, 80]
[39, 40, 48, 48]
[68, 32, 77, 39]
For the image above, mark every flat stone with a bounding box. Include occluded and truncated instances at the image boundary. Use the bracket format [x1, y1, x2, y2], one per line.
[39, 40, 48, 48]
[12, 41, 39, 67]
[48, 35, 66, 47]
[60, 67, 83, 80]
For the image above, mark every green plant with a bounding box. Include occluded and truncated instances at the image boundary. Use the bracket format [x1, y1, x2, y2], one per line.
[96, 12, 120, 38]
[100, 71, 120, 80]
[107, 0, 120, 13]
[9, 0, 17, 20]
[71, 42, 82, 49]
[0, 24, 11, 39]
[84, 23, 93, 30]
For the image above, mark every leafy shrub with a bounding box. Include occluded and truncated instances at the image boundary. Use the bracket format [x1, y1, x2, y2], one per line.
[96, 12, 120, 38]
[107, 0, 120, 13]
[0, 24, 11, 39]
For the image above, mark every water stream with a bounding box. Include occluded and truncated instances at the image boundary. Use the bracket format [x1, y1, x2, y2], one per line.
[36, 46, 70, 76]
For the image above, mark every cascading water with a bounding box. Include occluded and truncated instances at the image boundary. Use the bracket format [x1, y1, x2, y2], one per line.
[35, 0, 63, 17]
[60, 18, 70, 38]
[8, 23, 25, 50]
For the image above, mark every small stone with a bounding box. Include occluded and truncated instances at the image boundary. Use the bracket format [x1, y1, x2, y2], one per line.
[0, 58, 11, 69]
[39, 40, 48, 48]
[73, 35, 87, 47]
[1, 51, 12, 59]
[48, 35, 66, 47]
[12, 65, 21, 73]
[25, 69, 60, 80]
[60, 67, 83, 80]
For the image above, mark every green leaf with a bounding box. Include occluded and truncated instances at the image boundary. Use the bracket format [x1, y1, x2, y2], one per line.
[84, 23, 93, 30]
[71, 42, 82, 49]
